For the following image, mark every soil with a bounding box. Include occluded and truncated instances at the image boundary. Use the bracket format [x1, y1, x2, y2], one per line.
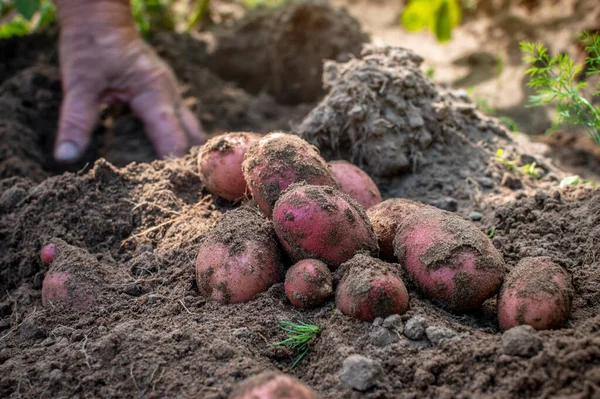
[2, 1, 600, 399]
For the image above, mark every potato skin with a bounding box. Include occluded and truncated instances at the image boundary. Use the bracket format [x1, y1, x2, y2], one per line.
[198, 132, 261, 201]
[40, 243, 58, 265]
[498, 257, 573, 331]
[329, 160, 382, 209]
[273, 184, 378, 267]
[285, 259, 333, 309]
[242, 132, 337, 217]
[335, 254, 409, 322]
[42, 272, 95, 310]
[366, 199, 424, 261]
[393, 207, 505, 312]
[231, 372, 320, 399]
[195, 207, 284, 304]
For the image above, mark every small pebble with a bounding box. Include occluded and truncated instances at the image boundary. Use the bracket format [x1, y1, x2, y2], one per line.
[372, 317, 383, 327]
[339, 354, 383, 391]
[469, 211, 483, 221]
[502, 325, 543, 358]
[425, 326, 457, 345]
[429, 197, 458, 212]
[232, 327, 251, 339]
[404, 316, 428, 340]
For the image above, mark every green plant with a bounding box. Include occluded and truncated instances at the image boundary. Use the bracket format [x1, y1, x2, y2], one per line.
[401, 0, 461, 43]
[522, 31, 600, 145]
[269, 320, 320, 370]
[496, 149, 541, 179]
[488, 225, 496, 239]
[559, 175, 597, 188]
[243, 0, 289, 8]
[0, 0, 55, 39]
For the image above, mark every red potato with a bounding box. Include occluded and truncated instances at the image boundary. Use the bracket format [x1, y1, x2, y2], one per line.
[231, 372, 320, 399]
[285, 259, 333, 309]
[335, 254, 409, 322]
[242, 132, 337, 217]
[273, 184, 378, 267]
[198, 132, 261, 201]
[40, 243, 58, 265]
[42, 272, 95, 309]
[498, 257, 573, 331]
[366, 199, 424, 261]
[393, 207, 505, 312]
[329, 160, 382, 209]
[196, 207, 284, 304]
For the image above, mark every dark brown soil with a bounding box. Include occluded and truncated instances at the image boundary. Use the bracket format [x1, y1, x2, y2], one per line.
[2, 1, 600, 398]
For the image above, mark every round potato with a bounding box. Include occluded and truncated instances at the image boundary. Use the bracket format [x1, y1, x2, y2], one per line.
[329, 160, 382, 209]
[498, 257, 573, 331]
[285, 259, 333, 309]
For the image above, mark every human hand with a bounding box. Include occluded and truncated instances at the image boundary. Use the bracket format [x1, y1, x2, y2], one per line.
[54, 0, 205, 163]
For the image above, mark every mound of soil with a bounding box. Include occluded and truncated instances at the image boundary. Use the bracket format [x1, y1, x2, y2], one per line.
[206, 0, 369, 105]
[1, 2, 600, 398]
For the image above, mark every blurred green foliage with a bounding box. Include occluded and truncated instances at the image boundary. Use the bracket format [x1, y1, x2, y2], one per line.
[401, 0, 461, 43]
[0, 0, 55, 38]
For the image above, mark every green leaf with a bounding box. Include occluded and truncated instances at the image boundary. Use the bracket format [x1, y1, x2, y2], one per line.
[560, 175, 580, 187]
[0, 18, 31, 39]
[434, 0, 452, 42]
[14, 0, 41, 20]
[401, 0, 436, 32]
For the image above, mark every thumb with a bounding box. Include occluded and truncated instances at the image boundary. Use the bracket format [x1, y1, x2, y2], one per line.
[54, 88, 100, 163]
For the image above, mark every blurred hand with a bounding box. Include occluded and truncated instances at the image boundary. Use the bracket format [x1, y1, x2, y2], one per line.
[54, 0, 205, 163]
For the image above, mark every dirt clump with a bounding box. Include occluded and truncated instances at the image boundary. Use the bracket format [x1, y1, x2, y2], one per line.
[206, 0, 369, 105]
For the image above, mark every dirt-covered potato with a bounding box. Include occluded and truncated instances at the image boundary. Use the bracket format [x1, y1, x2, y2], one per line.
[198, 132, 261, 201]
[335, 254, 409, 322]
[393, 207, 505, 312]
[498, 257, 573, 331]
[329, 160, 382, 209]
[285, 259, 333, 309]
[366, 198, 424, 261]
[273, 184, 378, 267]
[242, 132, 337, 217]
[195, 207, 284, 304]
[231, 372, 320, 399]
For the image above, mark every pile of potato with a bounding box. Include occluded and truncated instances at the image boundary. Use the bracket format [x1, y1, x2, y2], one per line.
[41, 132, 573, 332]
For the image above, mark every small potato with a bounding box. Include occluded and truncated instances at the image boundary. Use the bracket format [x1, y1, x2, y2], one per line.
[498, 257, 573, 331]
[285, 259, 333, 309]
[366, 199, 424, 261]
[393, 207, 505, 312]
[335, 254, 409, 322]
[242, 132, 337, 217]
[40, 243, 58, 265]
[42, 272, 95, 310]
[231, 372, 320, 399]
[196, 207, 284, 304]
[198, 132, 261, 201]
[329, 160, 382, 209]
[273, 184, 378, 267]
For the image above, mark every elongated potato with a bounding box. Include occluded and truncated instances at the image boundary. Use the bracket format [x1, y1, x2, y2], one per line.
[195, 207, 284, 304]
[329, 160, 382, 209]
[393, 207, 505, 312]
[366, 199, 424, 261]
[273, 184, 378, 267]
[498, 257, 573, 331]
[242, 132, 337, 217]
[335, 254, 409, 322]
[198, 132, 261, 201]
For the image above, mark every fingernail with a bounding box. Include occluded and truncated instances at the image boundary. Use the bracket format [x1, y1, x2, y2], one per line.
[54, 141, 81, 163]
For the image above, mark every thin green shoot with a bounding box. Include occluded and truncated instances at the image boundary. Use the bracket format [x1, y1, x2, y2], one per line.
[488, 225, 496, 239]
[496, 149, 541, 179]
[521, 31, 600, 145]
[269, 320, 320, 370]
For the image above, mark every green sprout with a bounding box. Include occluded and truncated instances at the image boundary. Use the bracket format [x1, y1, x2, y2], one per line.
[401, 0, 461, 43]
[559, 175, 597, 188]
[495, 149, 541, 179]
[521, 31, 600, 145]
[488, 225, 496, 239]
[269, 320, 320, 370]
